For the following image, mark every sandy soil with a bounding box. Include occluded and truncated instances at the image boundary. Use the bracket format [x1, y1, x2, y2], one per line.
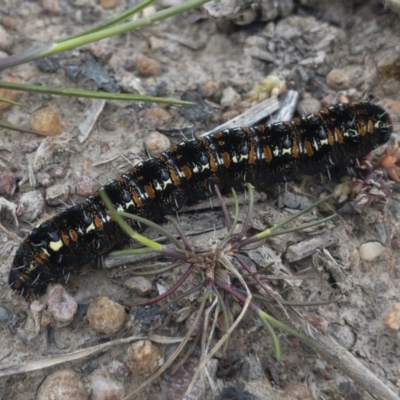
[1, 0, 400, 399]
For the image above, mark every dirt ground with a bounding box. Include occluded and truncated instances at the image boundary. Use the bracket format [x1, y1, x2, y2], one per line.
[1, 0, 400, 399]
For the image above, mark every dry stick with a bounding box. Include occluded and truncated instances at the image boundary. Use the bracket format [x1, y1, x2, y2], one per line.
[184, 253, 252, 396]
[0, 335, 145, 377]
[269, 305, 400, 400]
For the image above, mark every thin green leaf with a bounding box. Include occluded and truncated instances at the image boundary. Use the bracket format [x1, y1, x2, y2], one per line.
[254, 194, 334, 240]
[0, 0, 210, 70]
[64, 0, 157, 41]
[0, 81, 192, 106]
[99, 188, 163, 251]
[258, 311, 281, 360]
[0, 97, 25, 107]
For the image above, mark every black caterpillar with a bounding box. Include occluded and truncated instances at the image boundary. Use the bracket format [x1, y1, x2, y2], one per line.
[9, 102, 392, 299]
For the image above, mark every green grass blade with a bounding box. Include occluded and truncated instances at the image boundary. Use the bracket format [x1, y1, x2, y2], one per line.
[0, 80, 192, 105]
[99, 188, 163, 251]
[63, 0, 157, 42]
[0, 0, 210, 70]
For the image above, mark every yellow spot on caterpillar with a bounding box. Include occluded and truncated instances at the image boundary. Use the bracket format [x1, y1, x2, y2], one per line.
[86, 222, 95, 233]
[49, 239, 63, 252]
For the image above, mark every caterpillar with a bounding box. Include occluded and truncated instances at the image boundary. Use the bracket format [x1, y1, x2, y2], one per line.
[9, 101, 392, 299]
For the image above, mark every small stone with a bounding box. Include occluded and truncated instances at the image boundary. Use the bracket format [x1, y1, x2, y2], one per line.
[140, 107, 172, 130]
[107, 360, 130, 381]
[0, 24, 13, 51]
[221, 109, 240, 123]
[220, 86, 241, 108]
[200, 81, 222, 102]
[0, 77, 21, 112]
[0, 172, 16, 197]
[124, 277, 154, 296]
[17, 190, 45, 221]
[41, 0, 61, 15]
[90, 41, 113, 63]
[284, 383, 311, 400]
[380, 98, 400, 125]
[304, 314, 329, 334]
[37, 172, 53, 188]
[52, 163, 69, 179]
[37, 369, 87, 400]
[98, 0, 120, 9]
[36, 57, 60, 73]
[75, 175, 94, 197]
[126, 339, 163, 376]
[136, 56, 162, 77]
[297, 96, 321, 115]
[384, 303, 400, 331]
[47, 285, 78, 324]
[87, 297, 126, 335]
[359, 241, 385, 261]
[87, 369, 124, 400]
[41, 310, 53, 327]
[1, 16, 19, 30]
[30, 106, 63, 135]
[45, 183, 70, 206]
[20, 141, 39, 153]
[144, 132, 171, 156]
[326, 66, 364, 90]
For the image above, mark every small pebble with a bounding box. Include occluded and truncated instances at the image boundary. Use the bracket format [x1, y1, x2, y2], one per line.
[90, 41, 113, 63]
[136, 56, 162, 77]
[126, 339, 163, 376]
[87, 369, 124, 400]
[140, 107, 172, 130]
[36, 57, 60, 73]
[37, 172, 53, 188]
[1, 16, 19, 30]
[87, 296, 126, 335]
[359, 241, 385, 261]
[304, 314, 329, 334]
[124, 276, 154, 296]
[380, 98, 400, 125]
[36, 369, 87, 400]
[384, 303, 400, 331]
[47, 285, 78, 324]
[284, 383, 311, 400]
[0, 24, 13, 51]
[75, 175, 95, 197]
[107, 360, 130, 381]
[20, 141, 39, 153]
[0, 172, 16, 197]
[326, 66, 364, 90]
[221, 109, 239, 123]
[41, 310, 53, 327]
[220, 86, 241, 108]
[297, 96, 321, 115]
[17, 190, 45, 221]
[144, 132, 171, 156]
[0, 76, 21, 112]
[30, 106, 63, 135]
[52, 162, 69, 179]
[41, 0, 61, 15]
[200, 81, 222, 102]
[45, 183, 70, 206]
[98, 0, 120, 9]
